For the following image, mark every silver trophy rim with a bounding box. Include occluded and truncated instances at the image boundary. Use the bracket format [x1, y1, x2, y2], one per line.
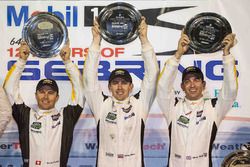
[184, 12, 232, 53]
[221, 150, 250, 167]
[22, 12, 68, 58]
[98, 2, 142, 45]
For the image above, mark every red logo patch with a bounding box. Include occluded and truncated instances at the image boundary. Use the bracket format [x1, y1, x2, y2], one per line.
[35, 160, 42, 165]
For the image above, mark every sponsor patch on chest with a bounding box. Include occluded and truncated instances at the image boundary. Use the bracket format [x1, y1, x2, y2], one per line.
[196, 116, 207, 125]
[35, 160, 42, 165]
[124, 112, 135, 120]
[51, 113, 60, 121]
[105, 112, 117, 124]
[122, 105, 132, 113]
[52, 121, 61, 128]
[30, 122, 42, 133]
[177, 115, 189, 128]
[31, 122, 42, 130]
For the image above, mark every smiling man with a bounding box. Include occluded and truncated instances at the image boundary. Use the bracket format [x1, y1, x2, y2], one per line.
[157, 31, 238, 167]
[83, 17, 159, 167]
[108, 69, 133, 101]
[35, 79, 59, 110]
[3, 41, 84, 167]
[181, 66, 205, 101]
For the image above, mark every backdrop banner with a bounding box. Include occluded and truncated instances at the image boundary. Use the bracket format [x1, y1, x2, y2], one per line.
[0, 0, 250, 167]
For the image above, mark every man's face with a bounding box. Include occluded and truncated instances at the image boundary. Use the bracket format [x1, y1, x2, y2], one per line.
[35, 86, 59, 110]
[108, 78, 133, 101]
[181, 75, 206, 100]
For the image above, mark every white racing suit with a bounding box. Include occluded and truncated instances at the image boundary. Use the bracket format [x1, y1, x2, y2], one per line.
[4, 58, 84, 167]
[0, 86, 12, 137]
[157, 55, 238, 167]
[84, 42, 159, 167]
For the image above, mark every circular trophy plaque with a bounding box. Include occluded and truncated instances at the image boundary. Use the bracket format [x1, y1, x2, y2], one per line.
[98, 2, 141, 45]
[221, 150, 250, 167]
[185, 12, 232, 53]
[22, 12, 68, 58]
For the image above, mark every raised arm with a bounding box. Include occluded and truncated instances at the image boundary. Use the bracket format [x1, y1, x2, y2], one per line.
[3, 41, 30, 105]
[83, 19, 104, 120]
[157, 31, 190, 121]
[0, 87, 12, 137]
[138, 17, 159, 120]
[216, 33, 238, 124]
[59, 41, 85, 108]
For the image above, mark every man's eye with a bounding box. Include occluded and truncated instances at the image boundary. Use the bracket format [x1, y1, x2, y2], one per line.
[48, 91, 56, 94]
[195, 79, 202, 82]
[38, 90, 45, 93]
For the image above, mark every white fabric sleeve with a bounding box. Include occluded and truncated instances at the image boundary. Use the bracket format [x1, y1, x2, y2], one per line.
[0, 87, 12, 137]
[64, 60, 85, 108]
[156, 56, 180, 124]
[3, 58, 26, 105]
[215, 54, 238, 125]
[139, 42, 159, 121]
[83, 44, 103, 121]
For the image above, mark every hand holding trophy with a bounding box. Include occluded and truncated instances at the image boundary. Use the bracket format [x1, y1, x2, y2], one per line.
[22, 12, 68, 58]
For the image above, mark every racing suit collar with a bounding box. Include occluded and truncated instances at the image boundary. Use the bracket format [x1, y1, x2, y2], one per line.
[184, 97, 204, 113]
[112, 97, 132, 113]
[184, 97, 203, 105]
[112, 96, 130, 105]
[33, 106, 58, 120]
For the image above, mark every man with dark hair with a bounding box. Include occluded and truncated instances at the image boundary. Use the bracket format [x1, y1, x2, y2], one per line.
[83, 17, 159, 167]
[0, 86, 12, 137]
[4, 41, 84, 167]
[157, 31, 238, 167]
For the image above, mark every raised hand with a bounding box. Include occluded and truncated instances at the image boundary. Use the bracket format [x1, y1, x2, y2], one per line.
[19, 40, 30, 61]
[175, 30, 190, 59]
[222, 33, 236, 56]
[138, 16, 149, 45]
[92, 17, 102, 45]
[59, 40, 71, 62]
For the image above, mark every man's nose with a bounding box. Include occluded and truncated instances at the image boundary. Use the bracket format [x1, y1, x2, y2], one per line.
[43, 92, 49, 98]
[117, 82, 122, 88]
[190, 81, 195, 87]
